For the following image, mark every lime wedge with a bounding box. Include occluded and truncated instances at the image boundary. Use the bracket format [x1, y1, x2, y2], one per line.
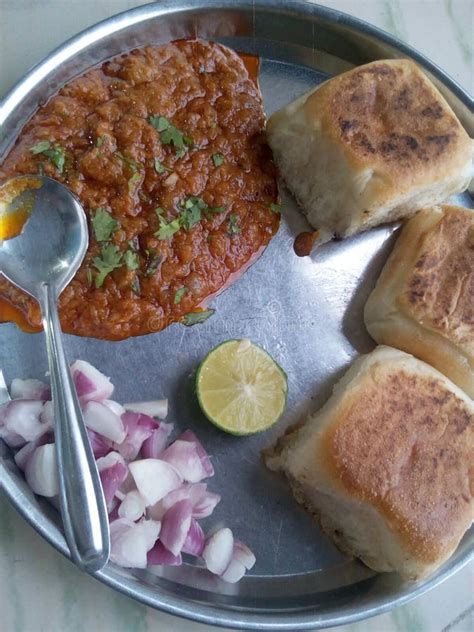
[196, 339, 288, 435]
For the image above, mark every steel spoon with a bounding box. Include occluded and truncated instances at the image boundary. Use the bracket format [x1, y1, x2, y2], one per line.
[0, 175, 110, 572]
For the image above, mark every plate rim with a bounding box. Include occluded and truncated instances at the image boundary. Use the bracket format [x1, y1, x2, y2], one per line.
[0, 1, 473, 629]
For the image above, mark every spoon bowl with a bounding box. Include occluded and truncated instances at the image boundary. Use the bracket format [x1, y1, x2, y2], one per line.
[0, 175, 88, 298]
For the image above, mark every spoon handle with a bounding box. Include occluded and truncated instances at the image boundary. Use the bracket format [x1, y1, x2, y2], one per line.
[40, 283, 110, 573]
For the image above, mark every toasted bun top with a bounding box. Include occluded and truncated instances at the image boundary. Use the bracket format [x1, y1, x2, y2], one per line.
[304, 59, 472, 189]
[324, 352, 473, 563]
[397, 205, 474, 355]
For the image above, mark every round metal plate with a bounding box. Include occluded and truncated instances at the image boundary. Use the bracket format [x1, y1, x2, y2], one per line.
[0, 1, 472, 629]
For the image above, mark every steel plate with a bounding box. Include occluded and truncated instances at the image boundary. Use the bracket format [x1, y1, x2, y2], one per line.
[0, 1, 472, 629]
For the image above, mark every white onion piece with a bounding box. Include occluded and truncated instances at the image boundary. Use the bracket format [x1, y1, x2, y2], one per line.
[129, 459, 182, 506]
[148, 483, 208, 521]
[147, 540, 182, 566]
[70, 360, 113, 402]
[202, 528, 234, 576]
[182, 518, 205, 557]
[233, 540, 256, 570]
[123, 400, 168, 419]
[0, 425, 26, 448]
[159, 499, 193, 556]
[114, 412, 156, 461]
[14, 441, 37, 470]
[220, 558, 246, 584]
[160, 440, 209, 483]
[192, 490, 221, 519]
[3, 400, 51, 443]
[110, 518, 161, 568]
[87, 429, 112, 458]
[103, 399, 125, 417]
[83, 401, 126, 444]
[10, 378, 50, 400]
[141, 423, 173, 459]
[96, 451, 128, 510]
[25, 444, 58, 497]
[178, 430, 214, 477]
[118, 490, 146, 522]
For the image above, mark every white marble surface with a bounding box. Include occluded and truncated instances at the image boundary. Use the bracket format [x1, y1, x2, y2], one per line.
[0, 1, 472, 631]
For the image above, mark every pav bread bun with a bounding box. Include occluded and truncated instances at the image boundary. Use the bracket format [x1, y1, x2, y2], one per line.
[266, 60, 473, 243]
[364, 204, 473, 397]
[265, 346, 473, 580]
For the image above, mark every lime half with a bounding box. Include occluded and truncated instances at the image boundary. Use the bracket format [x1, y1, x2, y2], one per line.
[196, 339, 288, 435]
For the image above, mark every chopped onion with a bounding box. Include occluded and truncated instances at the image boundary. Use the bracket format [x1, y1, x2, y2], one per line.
[148, 483, 208, 521]
[179, 429, 214, 477]
[110, 518, 159, 569]
[87, 429, 112, 458]
[182, 518, 205, 556]
[137, 518, 162, 550]
[147, 540, 182, 566]
[129, 459, 182, 506]
[202, 528, 234, 576]
[220, 558, 246, 584]
[83, 401, 126, 444]
[123, 400, 168, 419]
[103, 399, 125, 417]
[192, 489, 221, 519]
[10, 378, 50, 400]
[14, 434, 52, 471]
[233, 540, 256, 570]
[140, 423, 173, 459]
[96, 451, 128, 510]
[25, 443, 58, 497]
[160, 440, 209, 483]
[70, 360, 113, 402]
[0, 424, 26, 448]
[118, 490, 146, 522]
[159, 499, 193, 556]
[114, 412, 157, 461]
[2, 400, 51, 443]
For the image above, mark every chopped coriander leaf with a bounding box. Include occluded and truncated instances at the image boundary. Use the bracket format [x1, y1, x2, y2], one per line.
[156, 217, 181, 240]
[149, 113, 193, 155]
[228, 214, 241, 234]
[31, 140, 51, 154]
[115, 151, 142, 172]
[91, 208, 120, 242]
[148, 115, 170, 132]
[128, 172, 141, 193]
[86, 269, 93, 285]
[93, 243, 123, 288]
[154, 158, 172, 174]
[270, 203, 282, 214]
[212, 153, 224, 167]
[204, 205, 225, 218]
[131, 276, 141, 295]
[96, 135, 107, 148]
[31, 141, 66, 173]
[174, 287, 187, 305]
[124, 249, 140, 270]
[144, 254, 163, 277]
[154, 207, 165, 217]
[182, 309, 215, 326]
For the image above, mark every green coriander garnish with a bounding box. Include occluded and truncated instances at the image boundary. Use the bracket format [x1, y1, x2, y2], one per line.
[174, 287, 187, 305]
[92, 244, 123, 288]
[115, 151, 142, 172]
[144, 254, 163, 277]
[156, 217, 181, 241]
[131, 276, 141, 295]
[155, 207, 165, 217]
[148, 114, 193, 155]
[124, 249, 140, 270]
[154, 158, 172, 174]
[182, 309, 215, 326]
[270, 203, 282, 214]
[228, 214, 241, 234]
[91, 208, 120, 242]
[128, 172, 141, 193]
[212, 153, 224, 167]
[86, 269, 93, 285]
[96, 135, 107, 148]
[180, 196, 206, 230]
[30, 141, 66, 173]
